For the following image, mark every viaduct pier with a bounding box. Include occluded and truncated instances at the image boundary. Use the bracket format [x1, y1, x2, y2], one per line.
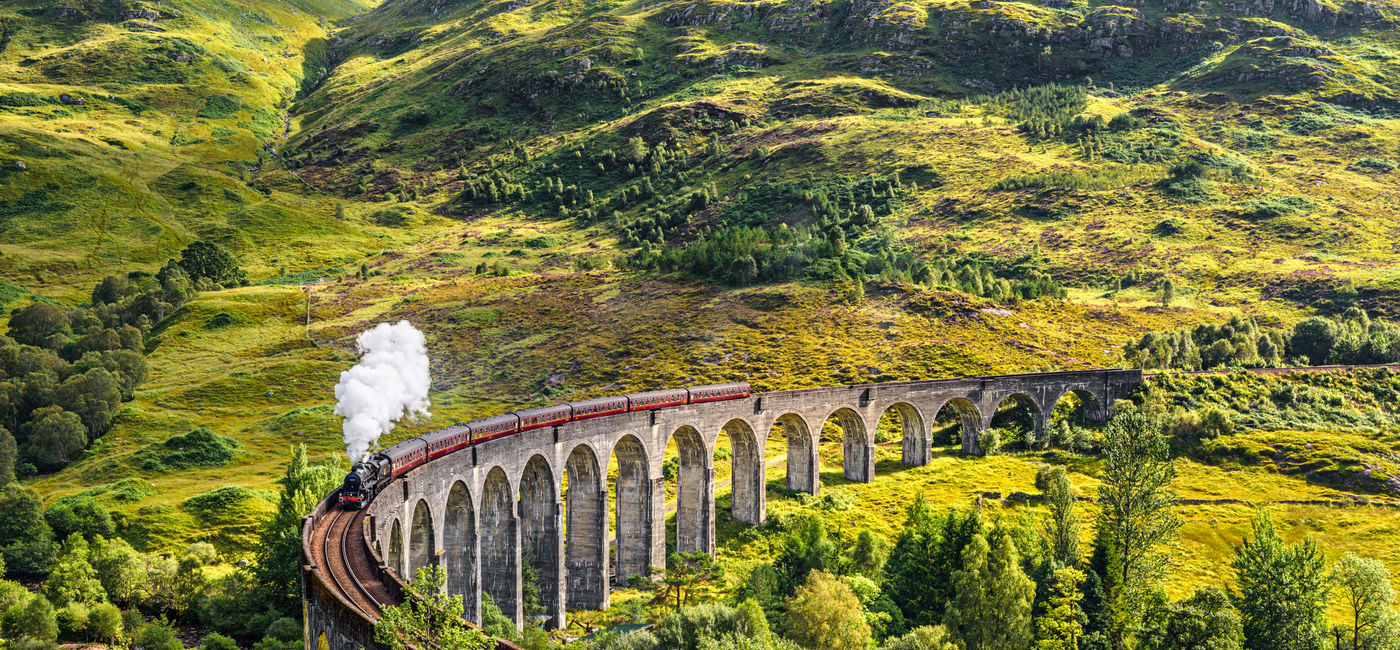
[302, 369, 1142, 650]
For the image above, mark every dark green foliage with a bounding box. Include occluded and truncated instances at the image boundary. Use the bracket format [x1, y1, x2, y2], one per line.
[134, 618, 184, 650]
[1234, 196, 1315, 220]
[984, 84, 1089, 137]
[1231, 512, 1330, 650]
[1351, 157, 1398, 173]
[44, 498, 114, 541]
[1126, 309, 1400, 371]
[181, 486, 259, 518]
[1141, 586, 1244, 650]
[370, 209, 409, 227]
[249, 445, 344, 615]
[0, 427, 13, 487]
[175, 240, 248, 288]
[197, 94, 249, 120]
[23, 407, 87, 471]
[138, 427, 240, 472]
[773, 515, 839, 596]
[0, 485, 56, 578]
[883, 497, 984, 629]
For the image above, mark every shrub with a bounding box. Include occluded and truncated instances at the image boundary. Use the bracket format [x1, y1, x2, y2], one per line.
[977, 428, 1003, 455]
[1352, 157, 1398, 173]
[1159, 177, 1219, 204]
[1235, 195, 1315, 219]
[182, 486, 258, 519]
[369, 209, 409, 227]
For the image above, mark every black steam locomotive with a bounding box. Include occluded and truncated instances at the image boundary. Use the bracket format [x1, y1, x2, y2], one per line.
[336, 382, 750, 509]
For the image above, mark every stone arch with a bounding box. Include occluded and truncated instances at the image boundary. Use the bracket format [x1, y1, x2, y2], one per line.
[1050, 387, 1105, 424]
[880, 402, 928, 467]
[821, 407, 873, 483]
[408, 499, 434, 579]
[481, 466, 520, 626]
[720, 418, 764, 525]
[519, 454, 563, 628]
[611, 434, 652, 584]
[667, 425, 712, 555]
[932, 397, 983, 454]
[443, 481, 478, 622]
[565, 443, 608, 611]
[772, 412, 818, 495]
[989, 392, 1042, 452]
[387, 518, 404, 577]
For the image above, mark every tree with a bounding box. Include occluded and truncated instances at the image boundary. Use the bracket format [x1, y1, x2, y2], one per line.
[16, 594, 58, 642]
[1232, 511, 1330, 650]
[23, 406, 87, 471]
[1289, 317, 1339, 365]
[203, 632, 239, 650]
[881, 626, 957, 650]
[657, 552, 724, 611]
[133, 618, 183, 650]
[374, 565, 493, 650]
[884, 498, 983, 628]
[1161, 279, 1175, 308]
[849, 529, 890, 578]
[1331, 552, 1399, 650]
[46, 498, 115, 541]
[1096, 409, 1180, 646]
[89, 602, 123, 645]
[44, 534, 107, 608]
[623, 137, 649, 164]
[653, 601, 768, 650]
[1036, 567, 1085, 650]
[943, 532, 1035, 650]
[1042, 468, 1080, 569]
[251, 444, 344, 612]
[1141, 586, 1243, 650]
[0, 426, 14, 487]
[773, 515, 838, 596]
[175, 240, 248, 288]
[89, 536, 148, 606]
[0, 484, 56, 577]
[8, 302, 72, 348]
[784, 571, 871, 650]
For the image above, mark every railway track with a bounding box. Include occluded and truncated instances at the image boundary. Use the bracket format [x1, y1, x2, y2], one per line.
[314, 506, 397, 621]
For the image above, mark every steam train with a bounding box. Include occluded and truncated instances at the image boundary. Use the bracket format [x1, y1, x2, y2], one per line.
[336, 382, 750, 508]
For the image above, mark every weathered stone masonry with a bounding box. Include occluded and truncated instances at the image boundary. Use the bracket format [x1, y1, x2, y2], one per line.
[310, 369, 1140, 647]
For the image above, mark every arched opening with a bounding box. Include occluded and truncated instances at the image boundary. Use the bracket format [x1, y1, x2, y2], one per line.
[932, 397, 982, 454]
[820, 408, 873, 483]
[565, 444, 607, 610]
[481, 467, 520, 626]
[519, 455, 561, 626]
[444, 481, 478, 621]
[989, 393, 1041, 453]
[877, 402, 928, 467]
[771, 413, 817, 495]
[1046, 389, 1100, 452]
[611, 435, 652, 584]
[317, 632, 329, 650]
[718, 418, 763, 525]
[408, 499, 434, 579]
[665, 426, 710, 555]
[387, 518, 404, 577]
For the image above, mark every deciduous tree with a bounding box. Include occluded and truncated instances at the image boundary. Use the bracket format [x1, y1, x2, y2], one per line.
[943, 532, 1035, 650]
[784, 571, 871, 650]
[1141, 586, 1243, 650]
[1331, 552, 1400, 650]
[1232, 511, 1329, 650]
[374, 565, 493, 650]
[1096, 409, 1180, 646]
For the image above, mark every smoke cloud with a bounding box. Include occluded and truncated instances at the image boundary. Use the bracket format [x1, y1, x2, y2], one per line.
[334, 320, 431, 461]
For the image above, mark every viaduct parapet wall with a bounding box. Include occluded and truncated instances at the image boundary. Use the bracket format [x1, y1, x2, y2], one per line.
[305, 369, 1141, 646]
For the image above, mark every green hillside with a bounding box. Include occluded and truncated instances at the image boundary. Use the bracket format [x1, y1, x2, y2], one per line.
[5, 0, 1400, 645]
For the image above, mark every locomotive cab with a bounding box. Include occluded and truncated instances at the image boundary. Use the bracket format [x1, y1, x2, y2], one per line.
[337, 471, 368, 509]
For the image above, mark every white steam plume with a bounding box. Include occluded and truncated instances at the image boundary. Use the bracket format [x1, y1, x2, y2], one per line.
[334, 320, 431, 461]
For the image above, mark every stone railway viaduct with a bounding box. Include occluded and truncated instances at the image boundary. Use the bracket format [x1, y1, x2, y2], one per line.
[303, 369, 1141, 649]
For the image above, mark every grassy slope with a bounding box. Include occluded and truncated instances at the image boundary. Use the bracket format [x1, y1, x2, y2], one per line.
[5, 0, 1400, 624]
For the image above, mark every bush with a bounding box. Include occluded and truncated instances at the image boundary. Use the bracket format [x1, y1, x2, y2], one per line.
[142, 427, 240, 471]
[1235, 195, 1315, 219]
[1352, 157, 1398, 173]
[976, 428, 1002, 456]
[369, 209, 409, 227]
[133, 618, 183, 650]
[182, 487, 258, 519]
[89, 603, 123, 645]
[175, 241, 247, 288]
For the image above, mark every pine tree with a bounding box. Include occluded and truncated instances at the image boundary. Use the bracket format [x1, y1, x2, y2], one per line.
[1036, 567, 1085, 650]
[1097, 409, 1180, 647]
[1232, 511, 1329, 650]
[943, 532, 1035, 649]
[251, 445, 344, 613]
